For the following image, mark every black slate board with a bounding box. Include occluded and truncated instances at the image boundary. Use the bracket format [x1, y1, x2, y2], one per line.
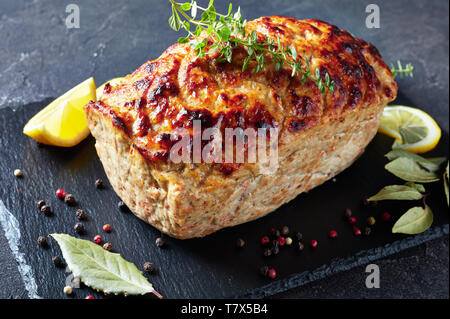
[0, 99, 448, 299]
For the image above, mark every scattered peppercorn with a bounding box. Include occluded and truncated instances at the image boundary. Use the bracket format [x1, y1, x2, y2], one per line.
[261, 236, 270, 246]
[267, 268, 277, 279]
[296, 242, 304, 252]
[328, 230, 338, 239]
[63, 286, 72, 295]
[259, 265, 269, 277]
[52, 256, 64, 268]
[310, 240, 318, 248]
[95, 178, 103, 189]
[277, 236, 286, 247]
[353, 226, 362, 236]
[362, 195, 377, 206]
[281, 226, 289, 236]
[64, 194, 75, 205]
[235, 238, 245, 248]
[348, 216, 357, 225]
[75, 209, 86, 220]
[103, 242, 112, 251]
[382, 212, 391, 222]
[103, 224, 112, 232]
[37, 236, 47, 247]
[263, 247, 272, 257]
[36, 200, 46, 209]
[93, 235, 102, 244]
[344, 208, 352, 218]
[155, 237, 165, 248]
[74, 222, 85, 234]
[285, 237, 293, 245]
[14, 169, 23, 177]
[270, 228, 281, 238]
[364, 227, 372, 236]
[40, 205, 51, 216]
[118, 201, 129, 212]
[367, 216, 376, 226]
[272, 245, 280, 255]
[85, 295, 94, 299]
[143, 262, 154, 273]
[295, 232, 303, 241]
[56, 188, 66, 199]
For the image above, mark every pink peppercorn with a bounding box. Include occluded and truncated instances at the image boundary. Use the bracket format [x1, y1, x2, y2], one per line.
[311, 240, 318, 248]
[277, 236, 286, 247]
[56, 188, 66, 199]
[382, 212, 391, 222]
[267, 268, 277, 279]
[85, 295, 94, 299]
[93, 235, 102, 244]
[348, 216, 357, 225]
[328, 230, 338, 239]
[261, 236, 270, 246]
[353, 226, 362, 236]
[102, 224, 111, 232]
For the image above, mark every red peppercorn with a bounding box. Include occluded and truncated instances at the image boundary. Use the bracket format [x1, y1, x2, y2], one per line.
[93, 235, 102, 244]
[382, 212, 391, 222]
[328, 230, 338, 239]
[348, 216, 357, 224]
[353, 226, 362, 236]
[102, 224, 111, 232]
[261, 236, 270, 246]
[85, 295, 95, 299]
[56, 188, 66, 199]
[310, 240, 318, 248]
[267, 268, 277, 279]
[277, 236, 286, 247]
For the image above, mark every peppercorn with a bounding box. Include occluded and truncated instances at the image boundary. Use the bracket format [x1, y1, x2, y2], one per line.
[364, 227, 372, 236]
[118, 201, 128, 212]
[271, 240, 279, 249]
[75, 209, 86, 220]
[14, 169, 23, 177]
[56, 188, 66, 199]
[263, 247, 272, 257]
[74, 222, 85, 234]
[348, 216, 357, 225]
[310, 240, 318, 248]
[155, 237, 165, 248]
[103, 224, 112, 232]
[285, 237, 293, 245]
[64, 194, 75, 205]
[328, 230, 338, 239]
[281, 226, 289, 236]
[270, 228, 280, 238]
[272, 245, 280, 255]
[52, 256, 64, 268]
[235, 238, 245, 248]
[296, 242, 304, 252]
[93, 235, 102, 244]
[37, 236, 47, 247]
[103, 242, 112, 251]
[295, 232, 303, 241]
[267, 268, 277, 279]
[85, 295, 94, 299]
[95, 178, 103, 189]
[63, 286, 72, 295]
[367, 216, 376, 226]
[261, 236, 270, 246]
[277, 236, 286, 247]
[36, 200, 46, 209]
[382, 212, 391, 222]
[40, 205, 51, 216]
[362, 195, 377, 206]
[344, 208, 352, 218]
[353, 226, 362, 236]
[259, 265, 269, 277]
[143, 261, 154, 273]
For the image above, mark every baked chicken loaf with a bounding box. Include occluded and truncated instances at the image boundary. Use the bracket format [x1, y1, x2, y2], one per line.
[85, 16, 397, 239]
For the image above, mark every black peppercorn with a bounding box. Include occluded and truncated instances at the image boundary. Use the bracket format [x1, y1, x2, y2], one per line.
[75, 209, 86, 220]
[270, 228, 281, 238]
[259, 265, 269, 277]
[271, 240, 279, 249]
[272, 245, 280, 255]
[40, 205, 51, 216]
[37, 236, 47, 247]
[118, 201, 128, 212]
[263, 247, 272, 257]
[74, 222, 85, 234]
[235, 238, 245, 248]
[52, 256, 64, 268]
[143, 262, 154, 273]
[64, 194, 75, 205]
[295, 232, 303, 241]
[364, 227, 372, 236]
[281, 226, 289, 236]
[36, 200, 46, 209]
[344, 208, 352, 218]
[103, 242, 113, 251]
[95, 179, 103, 189]
[155, 237, 165, 248]
[296, 242, 304, 252]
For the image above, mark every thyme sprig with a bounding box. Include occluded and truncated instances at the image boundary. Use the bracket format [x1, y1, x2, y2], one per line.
[390, 60, 414, 79]
[168, 0, 335, 94]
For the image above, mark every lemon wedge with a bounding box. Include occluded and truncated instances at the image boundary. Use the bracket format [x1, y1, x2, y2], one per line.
[379, 105, 441, 154]
[23, 77, 96, 147]
[96, 77, 124, 100]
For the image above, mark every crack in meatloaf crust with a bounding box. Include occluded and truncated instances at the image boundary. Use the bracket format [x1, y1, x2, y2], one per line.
[85, 17, 397, 239]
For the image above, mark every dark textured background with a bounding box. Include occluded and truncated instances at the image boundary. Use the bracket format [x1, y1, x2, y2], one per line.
[0, 0, 448, 298]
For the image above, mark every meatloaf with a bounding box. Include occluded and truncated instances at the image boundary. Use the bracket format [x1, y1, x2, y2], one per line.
[85, 16, 397, 239]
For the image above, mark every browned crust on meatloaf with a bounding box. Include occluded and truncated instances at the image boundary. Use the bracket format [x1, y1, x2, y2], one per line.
[85, 17, 397, 239]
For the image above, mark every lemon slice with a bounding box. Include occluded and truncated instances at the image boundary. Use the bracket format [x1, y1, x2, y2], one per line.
[23, 77, 96, 147]
[379, 105, 441, 154]
[96, 77, 124, 100]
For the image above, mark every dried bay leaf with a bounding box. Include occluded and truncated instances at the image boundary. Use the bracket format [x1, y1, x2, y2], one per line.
[385, 150, 446, 172]
[385, 157, 440, 183]
[392, 205, 433, 234]
[404, 182, 426, 193]
[368, 185, 423, 201]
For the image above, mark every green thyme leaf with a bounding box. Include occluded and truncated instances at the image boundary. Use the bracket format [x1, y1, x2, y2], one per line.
[385, 157, 440, 183]
[392, 205, 433, 234]
[385, 150, 446, 172]
[390, 60, 414, 79]
[50, 234, 162, 298]
[444, 161, 449, 206]
[368, 185, 423, 201]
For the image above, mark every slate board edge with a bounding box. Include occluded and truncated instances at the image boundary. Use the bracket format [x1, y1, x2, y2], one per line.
[238, 224, 449, 299]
